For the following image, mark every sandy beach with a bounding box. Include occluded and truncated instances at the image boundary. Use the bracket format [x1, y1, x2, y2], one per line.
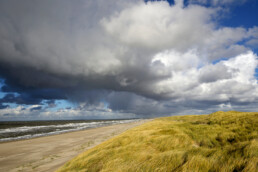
[0, 120, 148, 172]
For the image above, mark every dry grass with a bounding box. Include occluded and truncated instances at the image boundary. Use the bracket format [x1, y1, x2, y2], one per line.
[57, 111, 258, 172]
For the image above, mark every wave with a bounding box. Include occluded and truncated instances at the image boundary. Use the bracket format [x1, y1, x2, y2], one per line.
[0, 119, 140, 142]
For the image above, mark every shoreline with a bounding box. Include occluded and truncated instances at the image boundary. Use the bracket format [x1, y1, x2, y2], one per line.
[0, 119, 143, 143]
[0, 120, 149, 172]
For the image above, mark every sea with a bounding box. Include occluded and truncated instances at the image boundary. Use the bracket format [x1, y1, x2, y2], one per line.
[0, 119, 140, 142]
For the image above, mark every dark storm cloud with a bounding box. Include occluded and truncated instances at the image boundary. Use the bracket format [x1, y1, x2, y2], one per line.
[0, 65, 68, 106]
[0, 93, 41, 105]
[0, 0, 257, 118]
[0, 63, 69, 105]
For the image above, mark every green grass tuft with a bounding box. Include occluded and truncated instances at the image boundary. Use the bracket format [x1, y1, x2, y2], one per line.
[57, 111, 258, 172]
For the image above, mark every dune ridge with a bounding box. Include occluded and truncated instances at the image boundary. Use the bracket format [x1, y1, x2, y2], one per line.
[58, 111, 258, 172]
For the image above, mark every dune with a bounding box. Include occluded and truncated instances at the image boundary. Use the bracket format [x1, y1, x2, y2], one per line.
[0, 120, 148, 172]
[58, 111, 258, 172]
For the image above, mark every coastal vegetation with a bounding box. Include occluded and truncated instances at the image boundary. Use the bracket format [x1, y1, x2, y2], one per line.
[57, 111, 258, 172]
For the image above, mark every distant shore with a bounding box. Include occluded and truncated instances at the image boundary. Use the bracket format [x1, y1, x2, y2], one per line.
[0, 120, 148, 172]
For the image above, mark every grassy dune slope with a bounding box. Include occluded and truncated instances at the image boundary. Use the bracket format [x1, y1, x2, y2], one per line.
[57, 111, 258, 172]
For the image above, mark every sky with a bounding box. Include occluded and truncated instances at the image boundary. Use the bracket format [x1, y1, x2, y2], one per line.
[0, 0, 257, 120]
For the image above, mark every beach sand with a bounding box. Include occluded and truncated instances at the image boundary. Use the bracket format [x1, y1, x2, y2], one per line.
[0, 120, 148, 172]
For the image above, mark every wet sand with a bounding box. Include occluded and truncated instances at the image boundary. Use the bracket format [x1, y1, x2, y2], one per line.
[0, 120, 148, 172]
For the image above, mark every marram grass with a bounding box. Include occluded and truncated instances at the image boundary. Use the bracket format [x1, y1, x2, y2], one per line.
[57, 111, 258, 172]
